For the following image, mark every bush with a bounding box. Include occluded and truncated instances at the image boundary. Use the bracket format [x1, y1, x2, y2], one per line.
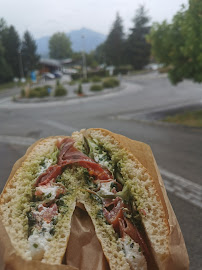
[91, 76, 101, 83]
[68, 80, 76, 86]
[28, 86, 49, 98]
[71, 70, 109, 81]
[102, 78, 120, 88]
[114, 65, 133, 75]
[71, 73, 81, 81]
[90, 84, 103, 91]
[158, 66, 171, 73]
[81, 78, 89, 83]
[77, 83, 83, 95]
[21, 88, 25, 97]
[55, 85, 67, 96]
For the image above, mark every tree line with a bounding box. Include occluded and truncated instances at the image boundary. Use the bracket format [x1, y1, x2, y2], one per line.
[0, 18, 39, 83]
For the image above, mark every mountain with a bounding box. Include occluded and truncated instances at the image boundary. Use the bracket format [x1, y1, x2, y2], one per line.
[36, 28, 106, 57]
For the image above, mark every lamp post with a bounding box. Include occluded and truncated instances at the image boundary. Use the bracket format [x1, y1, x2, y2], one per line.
[18, 45, 24, 80]
[81, 34, 87, 79]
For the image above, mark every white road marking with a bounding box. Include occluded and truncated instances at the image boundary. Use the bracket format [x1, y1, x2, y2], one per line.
[0, 97, 11, 104]
[38, 119, 76, 133]
[0, 135, 36, 146]
[159, 167, 202, 209]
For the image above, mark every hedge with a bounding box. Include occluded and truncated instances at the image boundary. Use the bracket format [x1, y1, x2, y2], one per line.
[90, 84, 103, 91]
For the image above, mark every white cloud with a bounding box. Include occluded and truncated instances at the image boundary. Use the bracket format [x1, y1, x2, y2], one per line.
[0, 0, 188, 38]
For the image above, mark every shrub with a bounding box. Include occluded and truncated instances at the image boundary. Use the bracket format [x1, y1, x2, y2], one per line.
[71, 70, 109, 80]
[28, 86, 49, 98]
[21, 88, 25, 97]
[68, 80, 76, 86]
[81, 78, 89, 83]
[114, 65, 133, 75]
[102, 78, 120, 88]
[71, 73, 81, 81]
[158, 66, 171, 73]
[55, 85, 67, 96]
[90, 84, 103, 91]
[91, 76, 101, 83]
[77, 83, 83, 95]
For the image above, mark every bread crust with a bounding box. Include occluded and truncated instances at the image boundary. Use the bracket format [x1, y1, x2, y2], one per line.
[0, 131, 189, 270]
[85, 128, 189, 270]
[0, 136, 67, 205]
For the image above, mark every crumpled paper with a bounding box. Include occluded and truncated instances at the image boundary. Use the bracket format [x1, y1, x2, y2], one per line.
[0, 131, 189, 269]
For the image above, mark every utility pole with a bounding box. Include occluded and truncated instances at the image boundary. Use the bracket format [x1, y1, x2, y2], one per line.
[18, 45, 24, 79]
[81, 35, 87, 79]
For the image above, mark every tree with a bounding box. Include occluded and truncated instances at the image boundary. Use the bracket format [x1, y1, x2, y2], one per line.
[147, 21, 172, 65]
[1, 25, 20, 77]
[95, 43, 106, 64]
[0, 41, 13, 83]
[0, 18, 7, 37]
[21, 30, 40, 75]
[105, 13, 124, 66]
[49, 32, 72, 59]
[148, 1, 202, 84]
[126, 6, 151, 70]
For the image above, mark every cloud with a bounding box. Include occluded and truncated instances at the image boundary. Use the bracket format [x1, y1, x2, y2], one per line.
[0, 0, 188, 38]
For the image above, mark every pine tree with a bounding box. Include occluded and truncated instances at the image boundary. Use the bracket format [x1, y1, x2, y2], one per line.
[21, 31, 39, 75]
[126, 6, 151, 70]
[0, 41, 13, 83]
[105, 13, 124, 66]
[1, 25, 20, 77]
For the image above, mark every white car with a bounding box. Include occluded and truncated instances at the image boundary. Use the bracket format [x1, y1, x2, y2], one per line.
[43, 73, 55, 80]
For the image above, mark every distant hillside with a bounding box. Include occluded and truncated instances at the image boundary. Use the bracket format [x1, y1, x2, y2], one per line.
[36, 28, 106, 57]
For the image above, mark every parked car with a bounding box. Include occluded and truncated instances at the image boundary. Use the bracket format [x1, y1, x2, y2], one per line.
[42, 72, 55, 80]
[53, 71, 63, 78]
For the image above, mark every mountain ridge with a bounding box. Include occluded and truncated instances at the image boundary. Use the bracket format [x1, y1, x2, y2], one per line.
[36, 28, 106, 57]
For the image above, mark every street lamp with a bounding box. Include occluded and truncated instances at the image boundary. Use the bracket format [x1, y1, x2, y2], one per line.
[18, 44, 24, 80]
[81, 34, 87, 79]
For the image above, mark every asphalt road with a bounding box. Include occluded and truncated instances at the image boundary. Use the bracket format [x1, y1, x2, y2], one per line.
[0, 73, 201, 269]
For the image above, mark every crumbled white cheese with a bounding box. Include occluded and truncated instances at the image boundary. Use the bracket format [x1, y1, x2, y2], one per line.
[37, 158, 53, 176]
[93, 152, 109, 168]
[97, 181, 114, 196]
[28, 221, 52, 260]
[122, 235, 147, 270]
[35, 185, 59, 200]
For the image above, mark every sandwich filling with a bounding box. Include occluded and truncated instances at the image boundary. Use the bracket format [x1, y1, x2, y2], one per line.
[26, 137, 156, 269]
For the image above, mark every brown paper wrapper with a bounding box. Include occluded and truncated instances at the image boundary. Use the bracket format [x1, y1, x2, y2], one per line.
[0, 131, 189, 270]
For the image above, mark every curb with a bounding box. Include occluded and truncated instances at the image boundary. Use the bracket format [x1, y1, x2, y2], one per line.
[12, 85, 124, 104]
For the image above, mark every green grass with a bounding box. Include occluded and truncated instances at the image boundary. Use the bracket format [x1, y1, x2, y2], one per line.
[163, 110, 202, 127]
[0, 81, 18, 91]
[0, 80, 30, 91]
[129, 70, 151, 75]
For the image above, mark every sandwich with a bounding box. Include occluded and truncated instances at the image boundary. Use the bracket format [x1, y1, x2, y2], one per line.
[0, 128, 189, 270]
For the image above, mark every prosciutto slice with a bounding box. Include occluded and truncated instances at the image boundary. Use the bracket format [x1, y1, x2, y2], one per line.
[58, 138, 112, 180]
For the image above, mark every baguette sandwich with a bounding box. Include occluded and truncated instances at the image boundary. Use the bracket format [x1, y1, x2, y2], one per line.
[0, 128, 189, 270]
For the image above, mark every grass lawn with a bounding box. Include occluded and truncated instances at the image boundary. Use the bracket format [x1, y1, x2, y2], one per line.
[163, 110, 202, 127]
[0, 81, 26, 91]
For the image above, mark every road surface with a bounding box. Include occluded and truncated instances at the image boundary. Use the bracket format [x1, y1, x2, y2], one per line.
[0, 73, 201, 269]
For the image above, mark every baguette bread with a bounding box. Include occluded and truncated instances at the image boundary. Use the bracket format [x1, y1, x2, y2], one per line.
[0, 129, 189, 270]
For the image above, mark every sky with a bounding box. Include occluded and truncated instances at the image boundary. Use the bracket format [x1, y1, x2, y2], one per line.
[0, 0, 188, 39]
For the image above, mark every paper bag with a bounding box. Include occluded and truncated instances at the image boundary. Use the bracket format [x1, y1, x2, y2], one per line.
[0, 131, 189, 269]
